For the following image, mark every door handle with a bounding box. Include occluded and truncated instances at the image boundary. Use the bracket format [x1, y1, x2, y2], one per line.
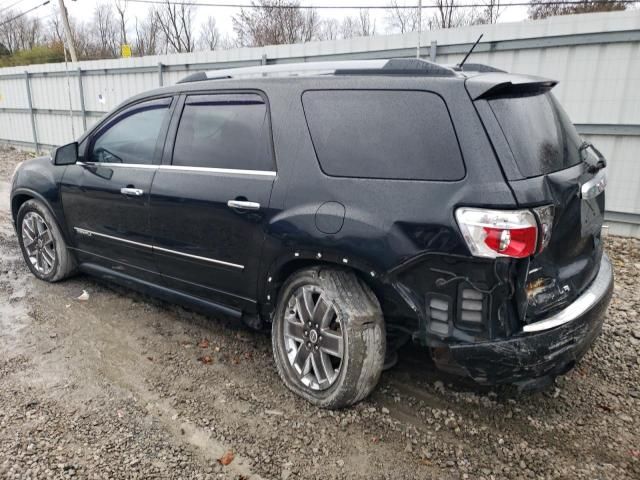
[120, 187, 144, 196]
[227, 200, 260, 210]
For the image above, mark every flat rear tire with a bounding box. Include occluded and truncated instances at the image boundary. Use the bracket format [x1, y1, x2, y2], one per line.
[272, 267, 385, 408]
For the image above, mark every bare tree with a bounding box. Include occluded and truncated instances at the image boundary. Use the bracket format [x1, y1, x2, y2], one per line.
[528, 0, 626, 19]
[385, 0, 420, 34]
[134, 7, 161, 55]
[199, 16, 220, 50]
[92, 3, 119, 58]
[46, 13, 92, 58]
[155, 0, 196, 53]
[430, 0, 478, 29]
[115, 0, 129, 46]
[318, 18, 340, 40]
[474, 0, 502, 24]
[233, 0, 320, 47]
[341, 9, 376, 38]
[0, 10, 46, 53]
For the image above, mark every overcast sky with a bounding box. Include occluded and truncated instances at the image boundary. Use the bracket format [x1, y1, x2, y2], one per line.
[14, 0, 530, 42]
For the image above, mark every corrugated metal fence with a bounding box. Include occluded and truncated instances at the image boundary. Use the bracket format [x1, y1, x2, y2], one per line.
[0, 10, 639, 236]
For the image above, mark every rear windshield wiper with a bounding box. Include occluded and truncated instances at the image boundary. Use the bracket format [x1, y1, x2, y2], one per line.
[579, 141, 607, 173]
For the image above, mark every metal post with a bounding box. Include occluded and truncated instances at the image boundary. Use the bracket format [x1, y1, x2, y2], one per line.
[261, 54, 267, 65]
[77, 67, 87, 131]
[430, 40, 437, 62]
[417, 0, 422, 58]
[24, 71, 39, 154]
[57, 0, 78, 63]
[158, 62, 164, 87]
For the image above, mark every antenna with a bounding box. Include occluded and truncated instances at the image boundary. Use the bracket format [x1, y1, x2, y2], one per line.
[458, 34, 483, 69]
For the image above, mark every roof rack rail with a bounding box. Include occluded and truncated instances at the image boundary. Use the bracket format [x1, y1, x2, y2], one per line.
[458, 63, 506, 73]
[176, 58, 459, 83]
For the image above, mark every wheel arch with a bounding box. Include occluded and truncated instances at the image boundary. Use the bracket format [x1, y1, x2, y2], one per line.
[260, 252, 412, 325]
[11, 188, 72, 244]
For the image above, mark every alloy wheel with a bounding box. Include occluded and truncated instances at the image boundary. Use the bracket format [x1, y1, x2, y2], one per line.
[283, 285, 344, 390]
[21, 211, 56, 276]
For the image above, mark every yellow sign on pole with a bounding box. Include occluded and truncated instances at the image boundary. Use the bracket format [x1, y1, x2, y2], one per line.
[121, 44, 132, 58]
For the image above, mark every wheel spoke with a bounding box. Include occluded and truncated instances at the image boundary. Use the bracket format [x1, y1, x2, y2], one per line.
[284, 318, 306, 342]
[312, 296, 329, 325]
[35, 250, 43, 271]
[319, 301, 335, 328]
[293, 343, 311, 373]
[35, 217, 46, 236]
[23, 237, 37, 253]
[311, 350, 334, 385]
[295, 292, 311, 324]
[320, 329, 343, 359]
[302, 287, 316, 322]
[23, 221, 36, 241]
[41, 247, 55, 268]
[39, 229, 52, 246]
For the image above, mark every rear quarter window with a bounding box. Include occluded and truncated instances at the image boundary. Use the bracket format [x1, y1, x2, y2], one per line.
[488, 92, 582, 178]
[302, 90, 465, 181]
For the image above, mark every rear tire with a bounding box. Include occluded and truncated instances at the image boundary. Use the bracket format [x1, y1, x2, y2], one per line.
[17, 199, 76, 282]
[272, 267, 385, 408]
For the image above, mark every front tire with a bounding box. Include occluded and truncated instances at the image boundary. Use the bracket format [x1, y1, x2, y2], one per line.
[17, 199, 76, 282]
[272, 267, 385, 408]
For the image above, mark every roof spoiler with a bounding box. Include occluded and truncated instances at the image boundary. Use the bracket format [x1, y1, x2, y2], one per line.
[466, 73, 557, 100]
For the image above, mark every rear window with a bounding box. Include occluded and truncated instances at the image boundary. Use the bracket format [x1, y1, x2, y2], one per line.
[302, 90, 464, 181]
[489, 92, 582, 178]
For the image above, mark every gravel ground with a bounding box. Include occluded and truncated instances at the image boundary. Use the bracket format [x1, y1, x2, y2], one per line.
[0, 146, 638, 479]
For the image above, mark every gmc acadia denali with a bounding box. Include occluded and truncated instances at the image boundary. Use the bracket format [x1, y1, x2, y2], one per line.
[10, 59, 613, 408]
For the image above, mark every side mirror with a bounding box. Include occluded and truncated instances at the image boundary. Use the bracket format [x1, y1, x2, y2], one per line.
[53, 142, 78, 166]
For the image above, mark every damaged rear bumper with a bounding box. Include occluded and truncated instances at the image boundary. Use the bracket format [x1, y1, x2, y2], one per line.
[440, 254, 614, 385]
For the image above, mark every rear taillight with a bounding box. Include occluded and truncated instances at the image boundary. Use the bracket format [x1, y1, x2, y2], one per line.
[455, 208, 538, 259]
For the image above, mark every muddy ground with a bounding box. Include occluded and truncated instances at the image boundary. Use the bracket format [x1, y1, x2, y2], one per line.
[0, 147, 638, 479]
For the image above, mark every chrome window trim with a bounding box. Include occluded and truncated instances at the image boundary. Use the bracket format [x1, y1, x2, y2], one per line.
[77, 161, 276, 177]
[522, 254, 612, 333]
[77, 161, 157, 170]
[157, 165, 276, 177]
[73, 227, 244, 270]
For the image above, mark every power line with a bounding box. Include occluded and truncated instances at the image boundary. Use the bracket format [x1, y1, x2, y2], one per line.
[0, 0, 49, 26]
[125, 0, 640, 9]
[0, 0, 31, 15]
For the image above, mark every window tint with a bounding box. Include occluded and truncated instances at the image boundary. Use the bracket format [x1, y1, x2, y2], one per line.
[302, 90, 464, 181]
[90, 101, 169, 164]
[488, 92, 582, 178]
[172, 94, 274, 171]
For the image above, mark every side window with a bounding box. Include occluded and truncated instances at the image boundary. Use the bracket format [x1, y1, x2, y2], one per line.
[302, 90, 465, 181]
[172, 94, 274, 171]
[89, 99, 171, 165]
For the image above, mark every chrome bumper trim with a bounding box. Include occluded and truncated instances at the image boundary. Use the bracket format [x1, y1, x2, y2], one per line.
[522, 254, 613, 333]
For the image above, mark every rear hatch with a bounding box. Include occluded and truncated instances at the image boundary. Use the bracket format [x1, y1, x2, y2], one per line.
[468, 75, 607, 323]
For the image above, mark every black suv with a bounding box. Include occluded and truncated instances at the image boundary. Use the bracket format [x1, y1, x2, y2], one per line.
[10, 59, 613, 408]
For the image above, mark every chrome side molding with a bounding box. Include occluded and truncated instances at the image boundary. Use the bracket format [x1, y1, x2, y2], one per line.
[523, 254, 612, 333]
[73, 227, 243, 270]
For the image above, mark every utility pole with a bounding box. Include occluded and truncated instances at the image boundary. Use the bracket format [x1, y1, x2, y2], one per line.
[58, 0, 78, 63]
[416, 0, 422, 58]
